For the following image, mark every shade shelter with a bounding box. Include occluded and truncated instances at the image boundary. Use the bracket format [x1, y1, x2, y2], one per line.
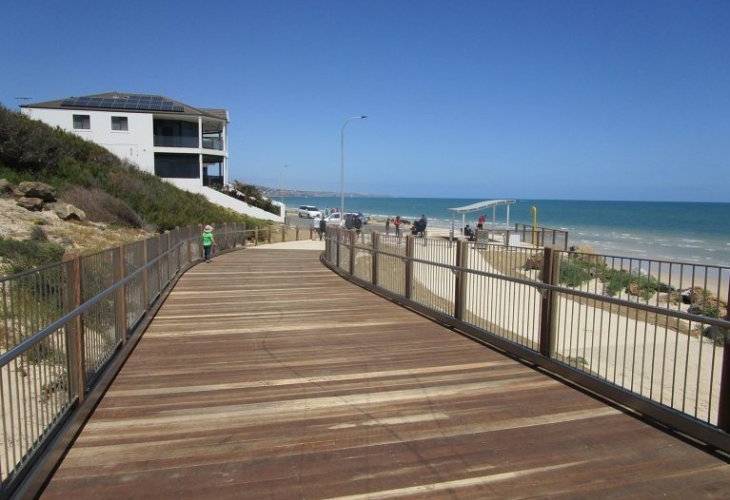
[448, 199, 516, 238]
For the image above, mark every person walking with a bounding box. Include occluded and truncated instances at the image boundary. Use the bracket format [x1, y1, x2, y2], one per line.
[385, 217, 390, 236]
[319, 215, 326, 240]
[394, 216, 402, 237]
[202, 224, 216, 263]
[312, 213, 322, 240]
[354, 213, 363, 236]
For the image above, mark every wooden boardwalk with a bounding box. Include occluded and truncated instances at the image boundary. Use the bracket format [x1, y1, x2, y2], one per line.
[39, 246, 730, 499]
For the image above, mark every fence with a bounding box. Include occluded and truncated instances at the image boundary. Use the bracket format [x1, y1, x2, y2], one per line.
[323, 228, 730, 453]
[0, 221, 316, 497]
[513, 223, 569, 250]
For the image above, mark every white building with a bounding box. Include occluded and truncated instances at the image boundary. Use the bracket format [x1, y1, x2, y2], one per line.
[21, 92, 283, 222]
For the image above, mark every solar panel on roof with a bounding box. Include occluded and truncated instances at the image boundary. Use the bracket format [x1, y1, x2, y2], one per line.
[60, 95, 184, 112]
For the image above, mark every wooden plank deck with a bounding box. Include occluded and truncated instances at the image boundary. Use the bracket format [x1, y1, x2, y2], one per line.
[39, 246, 730, 499]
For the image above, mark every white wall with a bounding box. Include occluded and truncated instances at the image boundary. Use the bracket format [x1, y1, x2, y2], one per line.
[166, 179, 284, 222]
[22, 108, 155, 172]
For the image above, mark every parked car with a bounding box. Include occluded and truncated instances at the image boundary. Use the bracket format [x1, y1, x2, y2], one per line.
[298, 205, 321, 218]
[324, 212, 343, 224]
[325, 212, 369, 228]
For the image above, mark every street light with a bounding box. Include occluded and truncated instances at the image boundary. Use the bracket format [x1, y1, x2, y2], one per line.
[279, 164, 287, 204]
[279, 164, 287, 221]
[340, 115, 367, 221]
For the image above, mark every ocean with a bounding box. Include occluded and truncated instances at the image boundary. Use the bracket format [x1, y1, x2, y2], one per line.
[282, 197, 730, 268]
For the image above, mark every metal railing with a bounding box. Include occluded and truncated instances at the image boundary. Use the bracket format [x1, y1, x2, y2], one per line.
[513, 223, 569, 250]
[202, 137, 224, 151]
[323, 228, 730, 452]
[0, 222, 316, 497]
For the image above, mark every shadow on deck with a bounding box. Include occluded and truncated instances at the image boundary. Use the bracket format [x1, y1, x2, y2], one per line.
[38, 247, 730, 499]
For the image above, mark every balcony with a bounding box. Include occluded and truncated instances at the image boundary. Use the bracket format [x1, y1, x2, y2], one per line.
[154, 135, 198, 148]
[202, 137, 224, 151]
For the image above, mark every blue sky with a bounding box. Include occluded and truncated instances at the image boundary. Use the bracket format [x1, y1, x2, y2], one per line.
[2, 0, 729, 201]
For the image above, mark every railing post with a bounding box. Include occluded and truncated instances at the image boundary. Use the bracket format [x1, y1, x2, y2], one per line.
[175, 227, 182, 271]
[166, 231, 172, 281]
[454, 239, 468, 320]
[349, 230, 356, 274]
[114, 247, 128, 344]
[334, 228, 341, 268]
[405, 235, 414, 300]
[156, 233, 162, 293]
[142, 239, 150, 310]
[371, 233, 379, 286]
[539, 247, 559, 357]
[189, 226, 196, 264]
[717, 280, 730, 431]
[63, 253, 85, 403]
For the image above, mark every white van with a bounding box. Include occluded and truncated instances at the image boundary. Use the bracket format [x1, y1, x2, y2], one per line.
[298, 205, 321, 218]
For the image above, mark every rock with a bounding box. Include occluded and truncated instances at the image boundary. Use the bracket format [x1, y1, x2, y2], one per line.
[659, 290, 682, 304]
[524, 253, 543, 270]
[16, 197, 45, 211]
[15, 181, 57, 202]
[47, 202, 86, 221]
[703, 326, 729, 346]
[0, 178, 13, 195]
[569, 245, 596, 255]
[682, 286, 713, 305]
[690, 297, 728, 319]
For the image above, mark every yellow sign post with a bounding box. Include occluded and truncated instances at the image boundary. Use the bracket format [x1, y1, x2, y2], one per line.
[530, 206, 538, 247]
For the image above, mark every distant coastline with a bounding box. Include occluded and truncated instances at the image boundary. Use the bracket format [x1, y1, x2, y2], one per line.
[279, 195, 730, 269]
[258, 187, 388, 199]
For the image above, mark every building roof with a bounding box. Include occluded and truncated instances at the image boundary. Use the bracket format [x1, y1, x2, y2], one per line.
[21, 92, 228, 121]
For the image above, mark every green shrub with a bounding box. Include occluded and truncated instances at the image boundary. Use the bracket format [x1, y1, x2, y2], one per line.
[61, 185, 143, 228]
[601, 269, 632, 297]
[559, 258, 593, 287]
[0, 237, 65, 274]
[703, 303, 721, 319]
[630, 275, 660, 300]
[598, 268, 660, 300]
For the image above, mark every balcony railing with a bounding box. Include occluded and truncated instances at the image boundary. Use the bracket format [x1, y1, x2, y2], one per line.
[202, 137, 224, 151]
[153, 135, 198, 148]
[152, 136, 224, 151]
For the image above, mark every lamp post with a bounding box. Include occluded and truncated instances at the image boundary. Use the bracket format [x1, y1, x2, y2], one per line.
[279, 164, 287, 204]
[279, 164, 287, 221]
[340, 115, 367, 221]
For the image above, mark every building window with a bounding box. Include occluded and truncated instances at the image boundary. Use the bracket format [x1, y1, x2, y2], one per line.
[153, 119, 199, 147]
[111, 116, 129, 131]
[73, 114, 90, 130]
[154, 153, 200, 178]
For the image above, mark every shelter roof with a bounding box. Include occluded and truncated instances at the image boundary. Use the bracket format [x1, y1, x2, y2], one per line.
[447, 199, 516, 214]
